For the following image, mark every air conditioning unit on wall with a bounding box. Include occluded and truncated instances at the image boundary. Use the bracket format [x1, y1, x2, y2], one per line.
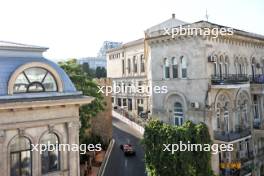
[191, 102, 199, 109]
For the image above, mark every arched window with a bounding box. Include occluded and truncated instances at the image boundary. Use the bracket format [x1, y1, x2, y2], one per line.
[133, 56, 137, 73]
[10, 136, 32, 176]
[252, 57, 256, 77]
[164, 58, 170, 79]
[216, 105, 221, 129]
[40, 133, 60, 174]
[234, 57, 239, 75]
[140, 54, 145, 73]
[172, 57, 178, 78]
[219, 56, 224, 78]
[13, 67, 57, 93]
[173, 102, 184, 126]
[180, 56, 187, 78]
[212, 55, 218, 76]
[239, 57, 244, 75]
[224, 56, 229, 76]
[128, 59, 131, 73]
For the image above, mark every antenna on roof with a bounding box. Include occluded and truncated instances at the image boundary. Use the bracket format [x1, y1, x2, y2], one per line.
[205, 9, 209, 22]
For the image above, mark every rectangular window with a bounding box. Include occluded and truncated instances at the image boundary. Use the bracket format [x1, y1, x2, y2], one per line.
[122, 60, 125, 75]
[133, 56, 137, 73]
[128, 59, 131, 73]
[123, 98, 127, 107]
[128, 99, 132, 111]
[140, 55, 145, 73]
[117, 98, 122, 107]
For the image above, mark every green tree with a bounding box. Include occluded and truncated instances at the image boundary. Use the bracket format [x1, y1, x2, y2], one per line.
[82, 63, 96, 77]
[58, 59, 105, 143]
[95, 67, 106, 78]
[142, 120, 213, 176]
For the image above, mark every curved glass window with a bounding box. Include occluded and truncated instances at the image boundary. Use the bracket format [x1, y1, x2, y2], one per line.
[40, 133, 60, 174]
[14, 67, 57, 93]
[10, 136, 32, 176]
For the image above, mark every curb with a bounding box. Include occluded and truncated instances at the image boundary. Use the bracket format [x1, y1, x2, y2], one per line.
[112, 110, 145, 135]
[97, 139, 115, 176]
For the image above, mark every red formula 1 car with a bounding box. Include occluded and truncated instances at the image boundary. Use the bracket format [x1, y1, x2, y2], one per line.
[120, 144, 136, 156]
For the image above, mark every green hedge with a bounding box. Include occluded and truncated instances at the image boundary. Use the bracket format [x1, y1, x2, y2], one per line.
[142, 120, 214, 176]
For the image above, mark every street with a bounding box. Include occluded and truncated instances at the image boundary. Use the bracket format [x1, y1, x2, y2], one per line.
[104, 117, 147, 176]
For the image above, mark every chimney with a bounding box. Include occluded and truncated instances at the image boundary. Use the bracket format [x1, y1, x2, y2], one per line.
[172, 13, 175, 19]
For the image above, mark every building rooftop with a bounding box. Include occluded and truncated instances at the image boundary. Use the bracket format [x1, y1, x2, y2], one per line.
[145, 14, 188, 37]
[0, 41, 77, 98]
[0, 40, 48, 52]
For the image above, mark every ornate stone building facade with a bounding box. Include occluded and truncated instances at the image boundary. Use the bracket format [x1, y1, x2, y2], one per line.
[0, 41, 93, 176]
[107, 15, 264, 175]
[107, 39, 149, 117]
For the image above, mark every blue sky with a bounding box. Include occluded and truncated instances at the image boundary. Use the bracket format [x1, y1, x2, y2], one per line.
[0, 0, 263, 61]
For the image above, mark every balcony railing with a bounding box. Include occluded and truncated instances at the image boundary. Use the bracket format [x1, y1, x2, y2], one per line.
[257, 147, 264, 157]
[237, 151, 254, 163]
[254, 120, 261, 129]
[211, 74, 249, 85]
[214, 129, 251, 142]
[113, 106, 147, 127]
[250, 74, 264, 84]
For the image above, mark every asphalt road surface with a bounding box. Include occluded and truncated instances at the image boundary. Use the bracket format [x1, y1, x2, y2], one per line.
[104, 117, 147, 176]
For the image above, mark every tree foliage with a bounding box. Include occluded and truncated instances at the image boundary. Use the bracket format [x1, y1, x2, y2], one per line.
[142, 120, 213, 176]
[58, 59, 105, 143]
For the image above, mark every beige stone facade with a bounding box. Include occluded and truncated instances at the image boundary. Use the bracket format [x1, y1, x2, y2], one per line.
[0, 41, 93, 176]
[107, 15, 264, 175]
[107, 39, 150, 118]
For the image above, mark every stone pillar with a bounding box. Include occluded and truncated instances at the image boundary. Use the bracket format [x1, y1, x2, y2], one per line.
[211, 153, 220, 175]
[0, 130, 5, 176]
[67, 121, 80, 176]
[260, 95, 264, 127]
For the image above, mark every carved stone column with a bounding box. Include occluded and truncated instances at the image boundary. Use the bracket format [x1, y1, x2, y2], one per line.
[67, 121, 80, 176]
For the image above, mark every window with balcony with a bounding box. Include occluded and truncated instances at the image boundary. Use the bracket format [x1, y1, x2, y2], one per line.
[224, 56, 229, 76]
[251, 57, 256, 77]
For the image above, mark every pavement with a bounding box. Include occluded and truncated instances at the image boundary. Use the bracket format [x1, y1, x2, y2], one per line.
[104, 117, 147, 176]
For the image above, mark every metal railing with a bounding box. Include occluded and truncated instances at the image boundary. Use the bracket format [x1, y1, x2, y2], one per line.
[214, 128, 251, 142]
[113, 106, 147, 127]
[249, 74, 264, 84]
[211, 74, 249, 85]
[253, 120, 261, 129]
